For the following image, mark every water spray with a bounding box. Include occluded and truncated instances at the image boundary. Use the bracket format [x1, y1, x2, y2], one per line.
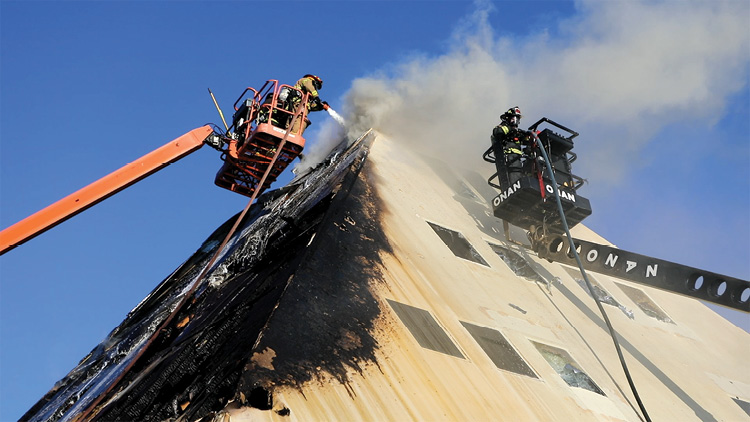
[324, 104, 347, 128]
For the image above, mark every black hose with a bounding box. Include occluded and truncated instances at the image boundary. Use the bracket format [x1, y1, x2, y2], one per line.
[533, 136, 652, 422]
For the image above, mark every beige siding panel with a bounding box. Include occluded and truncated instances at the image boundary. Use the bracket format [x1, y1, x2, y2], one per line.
[225, 133, 749, 421]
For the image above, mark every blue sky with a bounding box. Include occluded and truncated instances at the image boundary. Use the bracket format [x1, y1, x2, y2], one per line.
[1, 1, 748, 420]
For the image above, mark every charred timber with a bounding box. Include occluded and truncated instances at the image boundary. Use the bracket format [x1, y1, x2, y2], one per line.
[22, 130, 393, 422]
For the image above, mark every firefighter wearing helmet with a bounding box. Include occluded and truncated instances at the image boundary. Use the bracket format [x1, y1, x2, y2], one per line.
[291, 74, 328, 135]
[491, 106, 534, 186]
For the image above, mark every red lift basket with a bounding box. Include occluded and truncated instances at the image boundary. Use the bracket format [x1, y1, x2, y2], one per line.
[214, 80, 309, 198]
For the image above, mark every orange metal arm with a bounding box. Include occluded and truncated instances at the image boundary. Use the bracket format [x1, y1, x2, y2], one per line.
[0, 125, 214, 255]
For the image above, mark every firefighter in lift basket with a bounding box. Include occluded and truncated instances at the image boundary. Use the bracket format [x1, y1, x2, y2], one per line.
[490, 106, 537, 187]
[290, 74, 329, 135]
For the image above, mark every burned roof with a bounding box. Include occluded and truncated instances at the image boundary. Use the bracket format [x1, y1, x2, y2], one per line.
[23, 130, 388, 422]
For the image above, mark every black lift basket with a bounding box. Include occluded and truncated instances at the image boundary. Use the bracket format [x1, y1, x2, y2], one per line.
[483, 117, 593, 233]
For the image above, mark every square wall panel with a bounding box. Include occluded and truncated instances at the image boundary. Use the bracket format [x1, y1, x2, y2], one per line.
[461, 321, 537, 378]
[387, 299, 464, 358]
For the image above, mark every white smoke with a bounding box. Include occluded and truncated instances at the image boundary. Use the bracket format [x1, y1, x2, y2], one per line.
[326, 107, 347, 128]
[294, 113, 348, 174]
[326, 0, 749, 189]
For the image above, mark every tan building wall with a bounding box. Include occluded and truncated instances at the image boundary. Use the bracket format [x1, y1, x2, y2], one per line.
[223, 133, 749, 422]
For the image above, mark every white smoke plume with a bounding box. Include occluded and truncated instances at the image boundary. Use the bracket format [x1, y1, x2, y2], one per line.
[295, 113, 347, 174]
[302, 0, 749, 190]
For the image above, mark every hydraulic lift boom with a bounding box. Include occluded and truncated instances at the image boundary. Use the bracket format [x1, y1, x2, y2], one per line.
[1, 80, 313, 256]
[529, 231, 750, 312]
[0, 126, 215, 255]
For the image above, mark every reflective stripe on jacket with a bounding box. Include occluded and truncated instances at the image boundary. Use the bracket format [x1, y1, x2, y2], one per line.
[492, 123, 524, 155]
[294, 77, 324, 112]
[295, 77, 319, 99]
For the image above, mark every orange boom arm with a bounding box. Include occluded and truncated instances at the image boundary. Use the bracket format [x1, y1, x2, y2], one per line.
[0, 125, 214, 255]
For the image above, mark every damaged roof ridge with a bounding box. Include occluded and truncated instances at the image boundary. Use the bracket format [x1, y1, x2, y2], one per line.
[248, 130, 378, 354]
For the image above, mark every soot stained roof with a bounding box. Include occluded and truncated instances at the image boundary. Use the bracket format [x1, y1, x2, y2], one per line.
[22, 130, 387, 422]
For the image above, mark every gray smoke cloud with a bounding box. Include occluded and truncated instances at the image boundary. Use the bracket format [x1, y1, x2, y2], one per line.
[299, 0, 749, 188]
[295, 111, 348, 174]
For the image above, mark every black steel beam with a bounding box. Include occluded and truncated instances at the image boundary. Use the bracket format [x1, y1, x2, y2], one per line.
[533, 235, 750, 312]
